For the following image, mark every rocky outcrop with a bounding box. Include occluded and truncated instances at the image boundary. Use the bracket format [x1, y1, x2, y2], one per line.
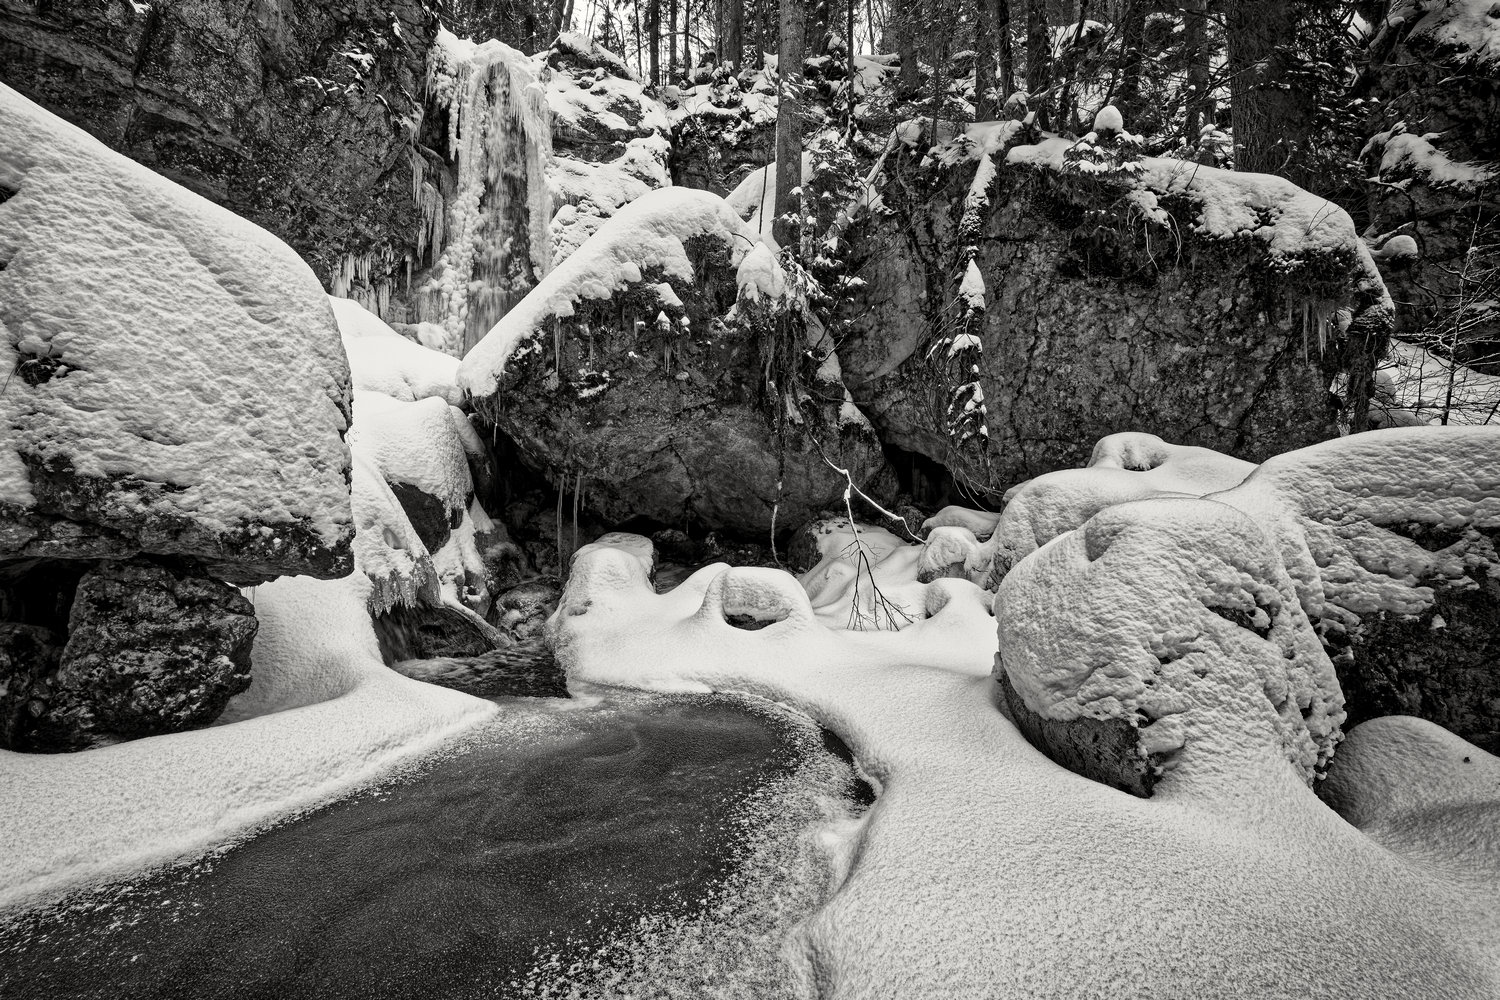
[458, 189, 892, 537]
[993, 427, 1500, 783]
[1360, 0, 1498, 369]
[0, 88, 356, 584]
[0, 0, 435, 294]
[4, 558, 257, 752]
[841, 122, 1392, 494]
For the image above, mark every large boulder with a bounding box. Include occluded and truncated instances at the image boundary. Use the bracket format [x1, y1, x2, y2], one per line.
[5, 558, 257, 752]
[0, 0, 436, 299]
[457, 188, 892, 537]
[0, 87, 355, 583]
[841, 121, 1392, 492]
[1360, 1, 1499, 369]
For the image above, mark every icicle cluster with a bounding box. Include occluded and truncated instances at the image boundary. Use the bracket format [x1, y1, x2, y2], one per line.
[417, 29, 555, 357]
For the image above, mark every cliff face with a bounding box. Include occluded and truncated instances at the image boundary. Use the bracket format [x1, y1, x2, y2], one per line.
[0, 0, 435, 291]
[840, 124, 1392, 493]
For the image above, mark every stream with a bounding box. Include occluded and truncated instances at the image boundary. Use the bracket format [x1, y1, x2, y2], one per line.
[0, 691, 870, 999]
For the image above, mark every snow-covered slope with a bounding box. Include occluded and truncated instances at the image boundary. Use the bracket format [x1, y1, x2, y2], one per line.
[553, 532, 1500, 998]
[0, 85, 354, 582]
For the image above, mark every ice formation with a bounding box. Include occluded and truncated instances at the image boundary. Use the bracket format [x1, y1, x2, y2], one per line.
[418, 29, 553, 355]
[0, 574, 493, 907]
[0, 85, 353, 570]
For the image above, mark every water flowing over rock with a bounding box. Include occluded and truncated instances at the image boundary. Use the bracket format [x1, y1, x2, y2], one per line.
[840, 121, 1393, 493]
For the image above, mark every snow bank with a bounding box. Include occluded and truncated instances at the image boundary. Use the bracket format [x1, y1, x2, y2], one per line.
[552, 532, 1500, 997]
[0, 84, 353, 573]
[1391, 0, 1500, 63]
[1009, 136, 1387, 272]
[1321, 715, 1500, 888]
[458, 188, 760, 397]
[0, 574, 493, 907]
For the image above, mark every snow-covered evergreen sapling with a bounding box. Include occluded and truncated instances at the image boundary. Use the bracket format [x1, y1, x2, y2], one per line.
[1062, 105, 1144, 179]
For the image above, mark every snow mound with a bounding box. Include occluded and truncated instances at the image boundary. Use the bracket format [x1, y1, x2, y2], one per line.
[998, 497, 1345, 787]
[333, 297, 462, 406]
[1321, 715, 1500, 887]
[458, 188, 760, 397]
[1215, 426, 1500, 622]
[0, 84, 353, 579]
[0, 574, 493, 907]
[551, 531, 1500, 997]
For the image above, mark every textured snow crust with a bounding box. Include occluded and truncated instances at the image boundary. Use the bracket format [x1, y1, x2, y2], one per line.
[553, 532, 1500, 998]
[0, 85, 353, 558]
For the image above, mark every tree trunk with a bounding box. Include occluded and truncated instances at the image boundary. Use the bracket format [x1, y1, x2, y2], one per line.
[1025, 0, 1049, 126]
[975, 0, 998, 119]
[726, 0, 743, 69]
[648, 0, 660, 86]
[668, 0, 678, 82]
[1114, 0, 1144, 122]
[996, 0, 1014, 100]
[1226, 0, 1316, 179]
[1183, 0, 1210, 145]
[773, 0, 807, 251]
[896, 11, 919, 99]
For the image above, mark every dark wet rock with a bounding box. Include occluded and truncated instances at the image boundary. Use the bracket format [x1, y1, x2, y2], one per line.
[6, 558, 257, 752]
[490, 578, 564, 643]
[0, 623, 62, 749]
[388, 642, 567, 699]
[388, 481, 457, 554]
[0, 0, 437, 295]
[466, 218, 893, 536]
[1322, 525, 1500, 755]
[840, 129, 1391, 491]
[998, 670, 1163, 797]
[374, 604, 497, 662]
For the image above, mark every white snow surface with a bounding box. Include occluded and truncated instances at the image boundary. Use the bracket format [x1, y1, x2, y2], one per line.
[973, 432, 1256, 584]
[552, 532, 1500, 997]
[0, 574, 493, 907]
[1368, 129, 1495, 188]
[458, 188, 760, 397]
[333, 297, 463, 406]
[0, 85, 352, 545]
[346, 391, 471, 516]
[1395, 0, 1500, 62]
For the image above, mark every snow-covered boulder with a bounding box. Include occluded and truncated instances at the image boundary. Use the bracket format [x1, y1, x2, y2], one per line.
[1217, 426, 1500, 752]
[0, 87, 355, 583]
[997, 498, 1345, 795]
[457, 188, 891, 536]
[841, 120, 1393, 491]
[1362, 1, 1499, 363]
[973, 432, 1255, 585]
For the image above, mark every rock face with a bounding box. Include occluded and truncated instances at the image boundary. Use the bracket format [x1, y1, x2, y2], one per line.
[0, 0, 436, 293]
[1361, 1, 1499, 368]
[0, 88, 356, 584]
[458, 188, 892, 537]
[842, 123, 1392, 492]
[5, 559, 257, 752]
